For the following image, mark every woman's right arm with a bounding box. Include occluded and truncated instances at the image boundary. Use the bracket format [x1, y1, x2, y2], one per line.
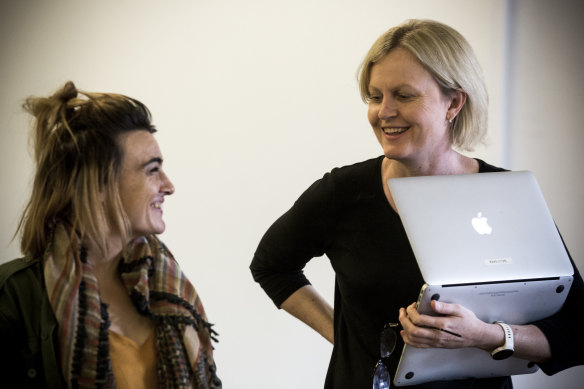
[280, 284, 334, 344]
[251, 173, 336, 340]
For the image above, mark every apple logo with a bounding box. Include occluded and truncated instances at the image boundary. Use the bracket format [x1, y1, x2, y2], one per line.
[471, 212, 492, 235]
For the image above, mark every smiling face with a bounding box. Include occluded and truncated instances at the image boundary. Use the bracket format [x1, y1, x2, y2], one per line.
[367, 48, 457, 165]
[117, 130, 174, 240]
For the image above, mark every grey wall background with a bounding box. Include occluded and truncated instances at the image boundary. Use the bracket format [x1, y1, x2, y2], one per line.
[1, 0, 582, 388]
[503, 3, 584, 388]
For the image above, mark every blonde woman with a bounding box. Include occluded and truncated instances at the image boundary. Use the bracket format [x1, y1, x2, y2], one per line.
[251, 19, 584, 388]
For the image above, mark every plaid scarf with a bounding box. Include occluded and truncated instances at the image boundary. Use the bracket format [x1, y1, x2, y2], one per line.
[43, 224, 221, 388]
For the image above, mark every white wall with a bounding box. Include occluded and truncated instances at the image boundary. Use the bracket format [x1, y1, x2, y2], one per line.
[0, 1, 580, 388]
[505, 0, 584, 388]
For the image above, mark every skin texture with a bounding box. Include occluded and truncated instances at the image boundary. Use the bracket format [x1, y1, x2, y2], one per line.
[118, 131, 175, 240]
[367, 47, 460, 169]
[280, 285, 334, 344]
[398, 298, 551, 363]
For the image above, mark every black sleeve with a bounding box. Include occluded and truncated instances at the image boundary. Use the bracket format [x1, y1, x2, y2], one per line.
[532, 243, 584, 375]
[0, 258, 56, 388]
[250, 172, 335, 308]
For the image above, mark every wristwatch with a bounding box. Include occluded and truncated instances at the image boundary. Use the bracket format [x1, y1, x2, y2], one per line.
[491, 321, 514, 360]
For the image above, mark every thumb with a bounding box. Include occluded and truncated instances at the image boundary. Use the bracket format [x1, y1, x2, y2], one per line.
[431, 299, 455, 315]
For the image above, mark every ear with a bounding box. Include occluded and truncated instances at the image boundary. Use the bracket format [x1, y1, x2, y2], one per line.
[446, 89, 467, 121]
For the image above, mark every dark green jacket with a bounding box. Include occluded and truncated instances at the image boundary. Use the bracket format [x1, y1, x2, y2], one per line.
[0, 257, 65, 388]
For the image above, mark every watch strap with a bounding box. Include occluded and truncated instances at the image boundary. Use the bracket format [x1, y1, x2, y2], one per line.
[491, 321, 514, 360]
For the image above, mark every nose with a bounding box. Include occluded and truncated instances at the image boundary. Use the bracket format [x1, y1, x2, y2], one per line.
[378, 97, 397, 120]
[161, 171, 175, 195]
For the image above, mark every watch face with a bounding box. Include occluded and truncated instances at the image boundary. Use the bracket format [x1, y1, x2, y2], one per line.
[493, 349, 514, 360]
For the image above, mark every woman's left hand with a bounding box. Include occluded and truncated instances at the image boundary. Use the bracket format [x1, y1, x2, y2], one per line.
[398, 300, 492, 350]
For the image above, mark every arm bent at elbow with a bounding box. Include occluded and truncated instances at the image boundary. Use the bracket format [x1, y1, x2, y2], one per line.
[280, 285, 334, 344]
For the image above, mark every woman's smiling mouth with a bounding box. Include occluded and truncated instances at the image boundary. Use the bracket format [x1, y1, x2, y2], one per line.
[382, 127, 409, 135]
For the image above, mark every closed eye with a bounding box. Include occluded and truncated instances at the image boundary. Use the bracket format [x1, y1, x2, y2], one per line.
[395, 93, 413, 100]
[142, 157, 163, 175]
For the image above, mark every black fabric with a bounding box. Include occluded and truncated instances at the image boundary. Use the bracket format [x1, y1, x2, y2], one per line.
[532, 232, 584, 375]
[0, 257, 65, 389]
[250, 156, 584, 388]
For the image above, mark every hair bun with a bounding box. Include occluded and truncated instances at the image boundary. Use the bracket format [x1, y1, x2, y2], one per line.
[54, 81, 78, 103]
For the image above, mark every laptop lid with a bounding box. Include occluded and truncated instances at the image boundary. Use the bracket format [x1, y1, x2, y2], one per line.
[387, 171, 574, 386]
[387, 171, 573, 285]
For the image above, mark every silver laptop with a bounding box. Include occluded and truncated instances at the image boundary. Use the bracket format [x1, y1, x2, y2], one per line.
[387, 171, 573, 386]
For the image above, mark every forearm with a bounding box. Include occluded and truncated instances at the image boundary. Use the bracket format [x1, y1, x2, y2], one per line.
[478, 323, 551, 363]
[280, 284, 334, 344]
[402, 301, 552, 363]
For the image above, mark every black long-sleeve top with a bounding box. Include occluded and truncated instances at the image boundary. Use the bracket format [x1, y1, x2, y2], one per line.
[250, 156, 584, 388]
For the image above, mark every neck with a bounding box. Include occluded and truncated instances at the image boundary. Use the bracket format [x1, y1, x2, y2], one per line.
[84, 236, 124, 277]
[380, 151, 478, 214]
[383, 150, 477, 179]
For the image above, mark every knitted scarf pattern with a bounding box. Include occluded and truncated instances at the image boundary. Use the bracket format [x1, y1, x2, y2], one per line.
[43, 224, 221, 388]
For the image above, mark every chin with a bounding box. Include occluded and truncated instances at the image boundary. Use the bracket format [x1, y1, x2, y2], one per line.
[153, 224, 166, 235]
[131, 226, 165, 239]
[383, 150, 401, 160]
[145, 228, 165, 236]
[382, 145, 413, 160]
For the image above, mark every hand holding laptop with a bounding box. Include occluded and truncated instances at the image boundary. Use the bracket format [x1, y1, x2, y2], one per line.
[399, 300, 509, 352]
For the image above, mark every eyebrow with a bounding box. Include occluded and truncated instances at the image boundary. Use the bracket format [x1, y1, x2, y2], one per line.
[369, 83, 414, 91]
[141, 157, 163, 168]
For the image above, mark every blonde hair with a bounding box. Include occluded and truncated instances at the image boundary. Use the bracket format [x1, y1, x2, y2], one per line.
[358, 19, 488, 151]
[17, 81, 156, 258]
